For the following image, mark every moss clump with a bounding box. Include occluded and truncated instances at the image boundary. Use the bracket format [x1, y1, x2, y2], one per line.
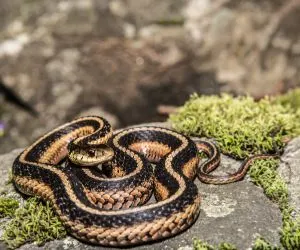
[1, 197, 67, 249]
[253, 237, 281, 250]
[193, 239, 237, 250]
[248, 159, 288, 207]
[169, 93, 300, 159]
[280, 214, 300, 250]
[0, 197, 19, 218]
[272, 88, 300, 112]
[194, 239, 215, 250]
[218, 243, 237, 250]
[5, 170, 13, 186]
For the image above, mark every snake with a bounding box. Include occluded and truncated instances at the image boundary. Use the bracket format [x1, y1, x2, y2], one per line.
[12, 116, 274, 246]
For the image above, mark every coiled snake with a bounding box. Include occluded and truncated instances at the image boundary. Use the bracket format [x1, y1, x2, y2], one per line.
[12, 116, 273, 246]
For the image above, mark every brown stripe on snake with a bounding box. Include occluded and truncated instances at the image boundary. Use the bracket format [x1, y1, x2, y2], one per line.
[39, 127, 95, 164]
[80, 168, 153, 210]
[129, 141, 172, 162]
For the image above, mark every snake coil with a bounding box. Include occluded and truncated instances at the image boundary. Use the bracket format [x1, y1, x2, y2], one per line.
[12, 116, 272, 246]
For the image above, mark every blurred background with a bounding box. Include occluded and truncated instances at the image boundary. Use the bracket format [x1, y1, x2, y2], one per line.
[0, 0, 300, 154]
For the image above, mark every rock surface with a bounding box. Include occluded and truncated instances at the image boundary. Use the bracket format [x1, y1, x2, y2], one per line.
[0, 123, 289, 250]
[278, 137, 300, 214]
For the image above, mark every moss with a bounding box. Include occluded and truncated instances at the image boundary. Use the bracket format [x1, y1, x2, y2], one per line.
[218, 243, 237, 250]
[193, 239, 237, 250]
[252, 237, 281, 250]
[194, 239, 215, 250]
[5, 170, 13, 185]
[272, 88, 300, 112]
[0, 197, 19, 218]
[280, 215, 300, 250]
[1, 197, 67, 249]
[169, 93, 300, 159]
[248, 159, 288, 208]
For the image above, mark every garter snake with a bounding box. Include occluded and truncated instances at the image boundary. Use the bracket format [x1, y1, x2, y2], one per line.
[12, 116, 275, 246]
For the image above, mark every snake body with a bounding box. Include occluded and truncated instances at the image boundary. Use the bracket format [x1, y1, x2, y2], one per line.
[12, 116, 272, 246]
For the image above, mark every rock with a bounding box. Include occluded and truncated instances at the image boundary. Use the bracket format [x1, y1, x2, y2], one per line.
[0, 149, 23, 196]
[207, 8, 236, 48]
[278, 137, 300, 214]
[120, 0, 186, 27]
[178, 246, 193, 250]
[183, 0, 212, 43]
[0, 123, 283, 249]
[46, 49, 81, 82]
[292, 41, 300, 55]
[0, 33, 30, 58]
[123, 22, 136, 39]
[138, 25, 185, 44]
[109, 0, 129, 18]
[52, 0, 97, 36]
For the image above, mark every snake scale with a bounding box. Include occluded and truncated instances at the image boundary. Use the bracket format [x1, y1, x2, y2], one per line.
[12, 116, 273, 246]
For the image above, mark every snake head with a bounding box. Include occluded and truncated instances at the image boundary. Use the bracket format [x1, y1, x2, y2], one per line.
[68, 144, 114, 166]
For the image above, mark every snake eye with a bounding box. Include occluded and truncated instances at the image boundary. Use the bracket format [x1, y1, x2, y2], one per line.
[88, 150, 95, 157]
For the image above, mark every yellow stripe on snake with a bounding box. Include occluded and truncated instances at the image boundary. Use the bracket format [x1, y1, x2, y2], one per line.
[12, 116, 273, 246]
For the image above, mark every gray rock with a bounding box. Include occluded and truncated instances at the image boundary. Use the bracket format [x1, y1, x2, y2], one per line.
[46, 49, 81, 82]
[0, 149, 23, 196]
[118, 0, 186, 27]
[52, 0, 97, 36]
[278, 137, 300, 213]
[0, 123, 283, 249]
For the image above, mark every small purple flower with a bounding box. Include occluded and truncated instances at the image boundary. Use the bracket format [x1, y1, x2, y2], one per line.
[0, 122, 4, 136]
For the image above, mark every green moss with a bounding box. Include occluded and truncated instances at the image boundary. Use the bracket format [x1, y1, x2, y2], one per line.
[169, 93, 300, 159]
[193, 239, 237, 250]
[0, 197, 19, 218]
[280, 215, 300, 250]
[248, 159, 288, 208]
[252, 237, 281, 250]
[194, 239, 215, 250]
[5, 170, 13, 185]
[218, 243, 237, 250]
[272, 88, 300, 112]
[1, 197, 67, 249]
